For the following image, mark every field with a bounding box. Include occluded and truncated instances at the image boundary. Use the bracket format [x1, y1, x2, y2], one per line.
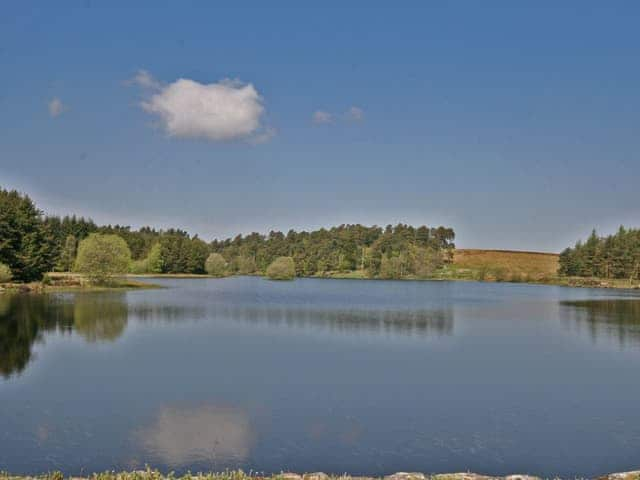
[443, 248, 560, 282]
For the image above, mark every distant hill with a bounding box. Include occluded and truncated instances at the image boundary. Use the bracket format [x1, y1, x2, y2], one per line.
[450, 249, 559, 282]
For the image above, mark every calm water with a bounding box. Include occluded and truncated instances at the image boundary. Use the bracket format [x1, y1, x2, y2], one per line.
[1, 277, 640, 478]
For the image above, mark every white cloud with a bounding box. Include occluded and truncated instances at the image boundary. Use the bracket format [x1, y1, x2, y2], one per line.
[127, 69, 162, 90]
[133, 71, 269, 142]
[345, 106, 364, 121]
[312, 110, 332, 124]
[312, 107, 364, 125]
[249, 126, 277, 145]
[48, 97, 66, 118]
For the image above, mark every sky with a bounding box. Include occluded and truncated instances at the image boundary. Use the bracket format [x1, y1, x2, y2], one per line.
[1, 1, 639, 252]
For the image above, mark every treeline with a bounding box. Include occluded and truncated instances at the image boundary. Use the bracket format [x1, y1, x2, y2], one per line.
[0, 188, 226, 281]
[210, 224, 455, 278]
[559, 227, 640, 279]
[0, 187, 455, 281]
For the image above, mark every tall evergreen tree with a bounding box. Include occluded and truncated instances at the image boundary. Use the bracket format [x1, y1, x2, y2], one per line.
[0, 188, 54, 281]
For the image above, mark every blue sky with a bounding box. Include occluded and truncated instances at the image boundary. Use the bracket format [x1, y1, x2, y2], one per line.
[1, 2, 639, 252]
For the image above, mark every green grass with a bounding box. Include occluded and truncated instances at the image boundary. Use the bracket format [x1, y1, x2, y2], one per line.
[1, 469, 639, 480]
[0, 273, 163, 293]
[312, 270, 369, 280]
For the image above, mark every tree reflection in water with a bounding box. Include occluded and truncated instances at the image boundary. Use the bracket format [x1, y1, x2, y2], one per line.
[213, 304, 454, 337]
[560, 299, 640, 347]
[0, 292, 127, 378]
[74, 294, 128, 343]
[0, 291, 454, 379]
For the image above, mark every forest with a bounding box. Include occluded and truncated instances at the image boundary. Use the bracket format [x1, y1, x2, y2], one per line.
[559, 227, 640, 279]
[0, 188, 455, 282]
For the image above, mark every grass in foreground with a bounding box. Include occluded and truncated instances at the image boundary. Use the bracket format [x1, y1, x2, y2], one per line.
[0, 469, 639, 480]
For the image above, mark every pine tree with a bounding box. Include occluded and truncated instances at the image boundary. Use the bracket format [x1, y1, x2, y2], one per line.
[56, 235, 77, 272]
[0, 188, 54, 281]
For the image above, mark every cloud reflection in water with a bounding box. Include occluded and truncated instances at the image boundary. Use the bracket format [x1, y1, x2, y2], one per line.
[136, 405, 253, 467]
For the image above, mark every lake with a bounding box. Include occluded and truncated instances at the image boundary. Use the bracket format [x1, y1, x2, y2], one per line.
[1, 277, 640, 478]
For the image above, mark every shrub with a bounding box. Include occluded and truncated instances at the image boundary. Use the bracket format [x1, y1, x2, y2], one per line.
[235, 256, 257, 275]
[0, 263, 12, 283]
[129, 258, 149, 274]
[205, 253, 228, 277]
[266, 256, 295, 280]
[129, 243, 164, 274]
[74, 234, 131, 284]
[146, 243, 164, 273]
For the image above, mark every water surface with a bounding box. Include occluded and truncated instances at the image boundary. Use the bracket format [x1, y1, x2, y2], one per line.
[1, 277, 640, 477]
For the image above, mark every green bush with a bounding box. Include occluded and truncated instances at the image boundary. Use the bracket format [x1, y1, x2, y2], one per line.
[74, 234, 131, 284]
[129, 243, 163, 274]
[235, 255, 257, 275]
[205, 253, 228, 277]
[0, 263, 12, 283]
[146, 243, 164, 273]
[129, 258, 149, 274]
[266, 256, 295, 280]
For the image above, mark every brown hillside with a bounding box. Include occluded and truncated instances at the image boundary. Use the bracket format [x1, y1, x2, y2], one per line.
[452, 249, 559, 280]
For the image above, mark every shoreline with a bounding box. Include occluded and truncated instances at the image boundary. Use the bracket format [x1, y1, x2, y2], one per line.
[1, 470, 638, 480]
[2, 272, 639, 295]
[0, 274, 162, 294]
[130, 271, 640, 291]
[311, 271, 640, 290]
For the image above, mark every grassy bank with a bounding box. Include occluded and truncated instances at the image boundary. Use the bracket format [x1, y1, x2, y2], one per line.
[127, 273, 232, 279]
[0, 273, 161, 293]
[1, 469, 638, 480]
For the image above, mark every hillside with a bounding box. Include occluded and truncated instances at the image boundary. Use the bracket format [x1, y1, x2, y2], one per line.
[445, 248, 560, 282]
